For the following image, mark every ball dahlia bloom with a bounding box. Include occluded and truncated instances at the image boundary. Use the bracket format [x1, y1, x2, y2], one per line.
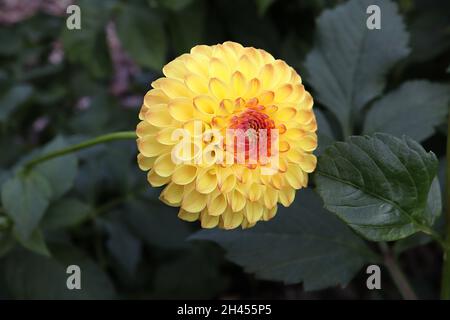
[137, 41, 317, 229]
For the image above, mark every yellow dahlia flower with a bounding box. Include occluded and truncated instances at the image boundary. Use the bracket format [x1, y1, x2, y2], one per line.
[136, 41, 317, 229]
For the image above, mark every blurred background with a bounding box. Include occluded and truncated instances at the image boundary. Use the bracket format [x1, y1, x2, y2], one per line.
[0, 0, 449, 299]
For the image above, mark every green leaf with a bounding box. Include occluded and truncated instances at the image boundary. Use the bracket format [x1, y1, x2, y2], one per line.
[153, 246, 227, 298]
[315, 108, 335, 155]
[315, 133, 439, 241]
[255, 0, 275, 16]
[124, 200, 192, 249]
[100, 213, 142, 275]
[304, 0, 410, 134]
[0, 28, 22, 56]
[2, 246, 116, 299]
[35, 137, 78, 200]
[168, 1, 205, 55]
[408, 0, 450, 63]
[116, 4, 166, 70]
[394, 176, 444, 254]
[61, 0, 113, 78]
[0, 84, 33, 122]
[15, 228, 50, 256]
[156, 0, 194, 11]
[425, 178, 443, 225]
[41, 198, 91, 230]
[0, 232, 15, 258]
[363, 81, 450, 142]
[1, 171, 52, 240]
[191, 189, 376, 291]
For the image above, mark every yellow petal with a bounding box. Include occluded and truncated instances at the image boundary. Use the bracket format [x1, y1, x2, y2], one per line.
[138, 135, 169, 157]
[296, 110, 314, 124]
[200, 210, 220, 228]
[219, 99, 234, 115]
[136, 121, 158, 138]
[144, 89, 169, 107]
[275, 107, 297, 122]
[172, 164, 198, 185]
[263, 186, 278, 209]
[229, 189, 246, 212]
[184, 54, 209, 77]
[270, 173, 285, 190]
[223, 41, 244, 54]
[156, 127, 177, 145]
[279, 140, 290, 153]
[259, 49, 275, 64]
[285, 164, 303, 189]
[209, 78, 229, 100]
[196, 169, 218, 194]
[209, 58, 231, 82]
[168, 98, 194, 122]
[244, 78, 261, 99]
[194, 95, 217, 117]
[147, 169, 170, 187]
[263, 206, 277, 221]
[145, 105, 173, 127]
[207, 192, 227, 216]
[279, 186, 295, 207]
[259, 63, 275, 89]
[160, 182, 183, 205]
[284, 128, 304, 141]
[237, 55, 257, 80]
[258, 90, 275, 105]
[221, 208, 244, 230]
[299, 91, 314, 110]
[274, 84, 293, 102]
[184, 74, 208, 94]
[212, 44, 238, 68]
[299, 154, 317, 173]
[182, 189, 207, 213]
[152, 78, 192, 98]
[242, 47, 263, 66]
[289, 84, 306, 103]
[219, 173, 236, 193]
[245, 201, 263, 223]
[286, 148, 303, 164]
[248, 183, 263, 201]
[299, 133, 318, 152]
[273, 60, 292, 85]
[162, 58, 189, 80]
[191, 44, 213, 58]
[153, 153, 176, 177]
[178, 208, 200, 222]
[230, 71, 247, 97]
[137, 153, 155, 171]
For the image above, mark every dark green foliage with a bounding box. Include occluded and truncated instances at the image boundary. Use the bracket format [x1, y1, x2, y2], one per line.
[0, 0, 449, 299]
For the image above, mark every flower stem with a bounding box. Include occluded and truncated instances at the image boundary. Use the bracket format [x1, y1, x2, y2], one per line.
[23, 131, 136, 171]
[379, 243, 417, 300]
[441, 109, 450, 300]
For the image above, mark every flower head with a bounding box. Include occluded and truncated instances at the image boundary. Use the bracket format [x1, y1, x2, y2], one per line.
[137, 41, 317, 229]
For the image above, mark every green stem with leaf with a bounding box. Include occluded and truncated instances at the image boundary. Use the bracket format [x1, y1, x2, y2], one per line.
[441, 109, 450, 300]
[23, 131, 136, 171]
[0, 131, 138, 233]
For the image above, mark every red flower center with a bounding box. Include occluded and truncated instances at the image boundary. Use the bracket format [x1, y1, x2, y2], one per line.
[228, 105, 276, 166]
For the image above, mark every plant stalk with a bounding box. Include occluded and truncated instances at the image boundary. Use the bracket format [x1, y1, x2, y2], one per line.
[379, 243, 417, 300]
[23, 131, 137, 171]
[441, 109, 450, 300]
